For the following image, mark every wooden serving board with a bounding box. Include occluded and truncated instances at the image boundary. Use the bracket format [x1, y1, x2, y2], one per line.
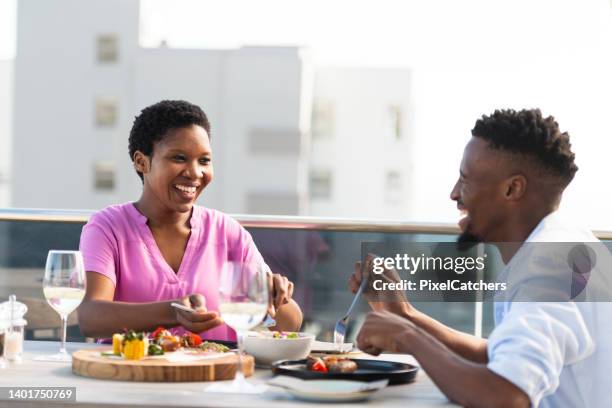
[72, 348, 254, 382]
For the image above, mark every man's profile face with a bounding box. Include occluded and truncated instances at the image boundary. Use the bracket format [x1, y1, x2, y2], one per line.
[450, 137, 510, 248]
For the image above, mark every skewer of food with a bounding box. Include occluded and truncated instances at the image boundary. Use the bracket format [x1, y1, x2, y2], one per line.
[102, 326, 230, 360]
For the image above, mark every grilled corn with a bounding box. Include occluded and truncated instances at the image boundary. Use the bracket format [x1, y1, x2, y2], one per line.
[112, 333, 124, 355]
[121, 330, 149, 360]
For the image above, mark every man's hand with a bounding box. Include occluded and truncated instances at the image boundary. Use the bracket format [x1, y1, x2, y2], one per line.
[356, 310, 418, 355]
[348, 254, 412, 317]
[267, 272, 294, 318]
[175, 293, 224, 333]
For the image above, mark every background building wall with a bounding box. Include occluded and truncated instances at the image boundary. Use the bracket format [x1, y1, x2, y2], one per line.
[12, 0, 140, 210]
[12, 0, 314, 215]
[310, 67, 414, 219]
[10, 0, 415, 220]
[0, 59, 12, 207]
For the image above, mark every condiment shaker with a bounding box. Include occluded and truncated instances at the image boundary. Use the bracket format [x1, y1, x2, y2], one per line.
[0, 295, 28, 363]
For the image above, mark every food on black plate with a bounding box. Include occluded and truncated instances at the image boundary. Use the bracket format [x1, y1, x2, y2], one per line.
[306, 354, 358, 373]
[323, 355, 358, 373]
[307, 355, 326, 372]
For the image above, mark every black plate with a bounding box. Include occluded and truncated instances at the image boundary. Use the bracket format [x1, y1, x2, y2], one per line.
[271, 358, 418, 385]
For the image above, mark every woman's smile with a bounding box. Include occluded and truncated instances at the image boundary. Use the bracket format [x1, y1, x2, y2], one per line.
[173, 183, 199, 201]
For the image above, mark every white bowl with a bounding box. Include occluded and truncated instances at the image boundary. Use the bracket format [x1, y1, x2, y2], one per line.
[243, 331, 315, 366]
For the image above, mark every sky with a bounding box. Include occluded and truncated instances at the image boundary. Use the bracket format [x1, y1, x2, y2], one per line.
[140, 0, 612, 228]
[2, 0, 612, 227]
[0, 0, 16, 59]
[139, 0, 612, 68]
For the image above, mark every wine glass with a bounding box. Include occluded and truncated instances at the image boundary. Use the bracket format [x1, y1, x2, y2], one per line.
[207, 261, 268, 393]
[36, 250, 86, 362]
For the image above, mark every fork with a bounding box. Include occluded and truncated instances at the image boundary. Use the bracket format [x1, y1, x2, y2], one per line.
[333, 271, 368, 352]
[261, 262, 278, 328]
[262, 313, 276, 328]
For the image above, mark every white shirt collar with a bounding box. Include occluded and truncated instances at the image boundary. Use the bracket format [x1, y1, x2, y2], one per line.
[525, 210, 562, 243]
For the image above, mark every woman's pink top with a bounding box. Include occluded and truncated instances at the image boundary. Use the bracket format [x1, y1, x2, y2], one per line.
[79, 202, 264, 341]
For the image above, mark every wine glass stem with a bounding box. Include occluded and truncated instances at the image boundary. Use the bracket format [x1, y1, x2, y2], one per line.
[60, 314, 68, 354]
[235, 330, 245, 381]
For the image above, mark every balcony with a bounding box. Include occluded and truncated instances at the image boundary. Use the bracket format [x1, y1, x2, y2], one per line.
[0, 209, 460, 340]
[5, 208, 609, 346]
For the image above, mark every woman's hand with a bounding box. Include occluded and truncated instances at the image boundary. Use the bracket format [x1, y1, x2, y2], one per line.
[266, 272, 294, 318]
[348, 254, 413, 318]
[174, 294, 224, 333]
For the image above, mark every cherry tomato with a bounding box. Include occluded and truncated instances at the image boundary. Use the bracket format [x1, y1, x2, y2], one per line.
[151, 326, 166, 339]
[183, 332, 202, 347]
[312, 359, 328, 373]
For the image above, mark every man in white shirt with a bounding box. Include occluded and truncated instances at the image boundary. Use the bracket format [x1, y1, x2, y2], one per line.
[354, 109, 612, 407]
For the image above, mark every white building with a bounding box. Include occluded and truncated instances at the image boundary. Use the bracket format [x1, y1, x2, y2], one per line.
[12, 0, 313, 215]
[12, 0, 414, 219]
[309, 67, 414, 219]
[13, 0, 141, 211]
[0, 59, 12, 207]
[131, 46, 314, 215]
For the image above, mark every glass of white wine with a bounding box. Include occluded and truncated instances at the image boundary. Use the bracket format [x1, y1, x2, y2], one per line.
[37, 250, 86, 362]
[207, 261, 268, 393]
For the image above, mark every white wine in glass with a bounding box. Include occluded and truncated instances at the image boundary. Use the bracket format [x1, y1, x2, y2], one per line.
[37, 250, 86, 362]
[208, 261, 268, 393]
[218, 302, 267, 331]
[43, 287, 86, 316]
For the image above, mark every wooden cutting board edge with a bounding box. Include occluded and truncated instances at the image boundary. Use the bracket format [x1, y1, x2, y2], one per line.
[72, 348, 255, 382]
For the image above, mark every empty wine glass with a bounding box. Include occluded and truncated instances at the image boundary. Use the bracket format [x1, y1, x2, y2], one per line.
[206, 261, 268, 393]
[35, 250, 86, 362]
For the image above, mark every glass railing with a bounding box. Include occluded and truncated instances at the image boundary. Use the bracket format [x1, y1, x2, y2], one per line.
[2, 208, 610, 343]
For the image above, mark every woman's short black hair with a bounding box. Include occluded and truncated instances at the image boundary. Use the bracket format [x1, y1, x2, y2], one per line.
[128, 100, 211, 180]
[472, 108, 578, 186]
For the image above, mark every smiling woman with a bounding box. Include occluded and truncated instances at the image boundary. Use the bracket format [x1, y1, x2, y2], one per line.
[76, 100, 302, 341]
[133, 125, 213, 219]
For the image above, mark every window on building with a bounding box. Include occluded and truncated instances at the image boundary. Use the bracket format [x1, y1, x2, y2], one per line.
[246, 192, 299, 215]
[96, 34, 118, 63]
[94, 161, 116, 191]
[311, 99, 335, 139]
[248, 127, 301, 155]
[385, 170, 402, 204]
[310, 170, 332, 199]
[388, 105, 403, 141]
[95, 97, 118, 127]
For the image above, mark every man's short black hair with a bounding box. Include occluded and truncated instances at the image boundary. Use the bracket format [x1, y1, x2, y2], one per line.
[128, 100, 211, 181]
[472, 108, 578, 186]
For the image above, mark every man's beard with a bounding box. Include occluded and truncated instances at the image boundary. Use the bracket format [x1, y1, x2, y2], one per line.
[456, 230, 482, 251]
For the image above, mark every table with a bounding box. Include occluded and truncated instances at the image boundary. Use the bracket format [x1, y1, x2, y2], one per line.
[0, 341, 457, 407]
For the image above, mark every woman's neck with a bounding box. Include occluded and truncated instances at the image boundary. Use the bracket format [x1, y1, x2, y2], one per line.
[133, 194, 192, 229]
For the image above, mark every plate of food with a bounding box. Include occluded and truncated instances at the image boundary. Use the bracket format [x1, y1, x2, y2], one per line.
[72, 327, 252, 382]
[101, 327, 233, 360]
[271, 355, 418, 385]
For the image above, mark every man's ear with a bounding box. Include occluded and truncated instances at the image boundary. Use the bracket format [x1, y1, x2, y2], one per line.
[133, 151, 150, 174]
[504, 174, 527, 201]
